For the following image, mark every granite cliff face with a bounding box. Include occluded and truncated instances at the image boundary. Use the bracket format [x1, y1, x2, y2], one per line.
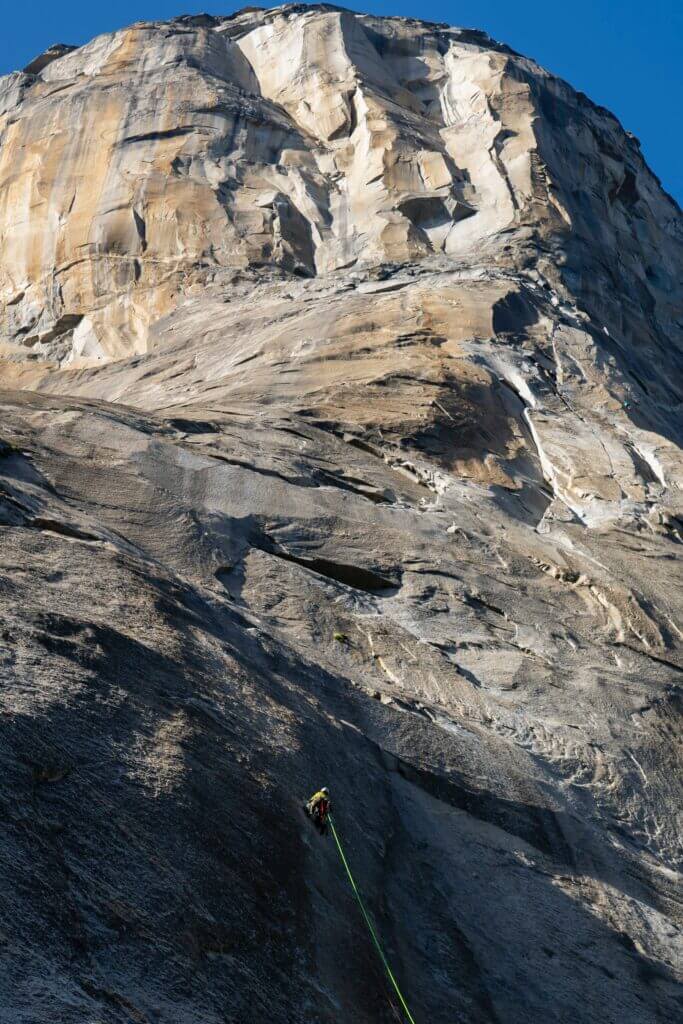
[0, 7, 681, 1023]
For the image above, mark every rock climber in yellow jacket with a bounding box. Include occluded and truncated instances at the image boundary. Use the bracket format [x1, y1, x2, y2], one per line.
[306, 787, 331, 833]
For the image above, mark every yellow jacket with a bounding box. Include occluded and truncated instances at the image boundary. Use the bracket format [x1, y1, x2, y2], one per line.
[309, 790, 329, 806]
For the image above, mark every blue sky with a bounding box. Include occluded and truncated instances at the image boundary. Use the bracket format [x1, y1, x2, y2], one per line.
[1, 1, 681, 205]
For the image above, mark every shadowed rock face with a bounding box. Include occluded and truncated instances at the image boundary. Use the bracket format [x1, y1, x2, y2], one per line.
[0, 6, 682, 1023]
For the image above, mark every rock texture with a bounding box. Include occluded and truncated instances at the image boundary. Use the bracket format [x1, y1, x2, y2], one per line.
[0, 7, 682, 1023]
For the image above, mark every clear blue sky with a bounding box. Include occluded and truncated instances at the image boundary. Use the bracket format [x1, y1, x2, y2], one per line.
[1, 1, 681, 205]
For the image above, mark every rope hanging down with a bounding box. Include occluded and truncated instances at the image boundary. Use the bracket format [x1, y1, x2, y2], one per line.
[329, 815, 418, 1024]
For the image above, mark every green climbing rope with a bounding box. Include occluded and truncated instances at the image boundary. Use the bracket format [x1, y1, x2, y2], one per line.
[329, 815, 417, 1024]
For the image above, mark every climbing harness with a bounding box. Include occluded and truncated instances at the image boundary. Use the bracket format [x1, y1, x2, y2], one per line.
[329, 815, 418, 1024]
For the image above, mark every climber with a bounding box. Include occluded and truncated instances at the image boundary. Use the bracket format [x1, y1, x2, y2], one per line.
[306, 786, 331, 834]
